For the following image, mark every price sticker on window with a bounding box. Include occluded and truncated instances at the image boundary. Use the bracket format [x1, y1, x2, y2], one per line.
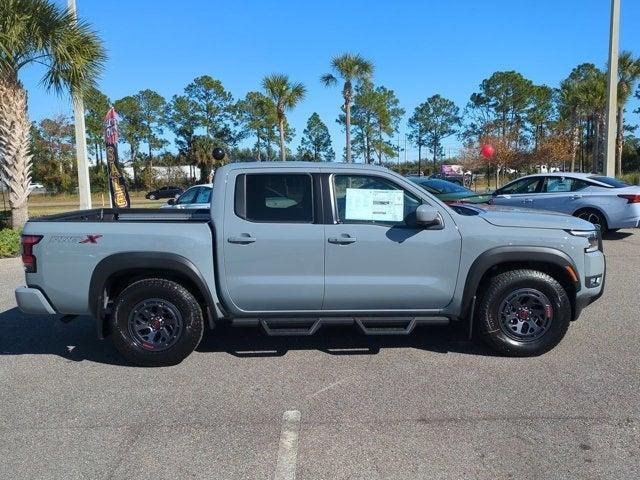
[345, 189, 404, 222]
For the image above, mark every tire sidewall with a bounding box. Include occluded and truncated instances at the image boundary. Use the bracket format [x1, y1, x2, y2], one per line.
[111, 279, 204, 366]
[480, 272, 571, 356]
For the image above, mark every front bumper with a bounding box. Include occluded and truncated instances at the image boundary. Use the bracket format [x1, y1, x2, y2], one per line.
[573, 252, 606, 320]
[15, 286, 56, 315]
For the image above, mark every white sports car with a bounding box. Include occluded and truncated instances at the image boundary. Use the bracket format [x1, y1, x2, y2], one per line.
[491, 173, 640, 232]
[161, 184, 213, 210]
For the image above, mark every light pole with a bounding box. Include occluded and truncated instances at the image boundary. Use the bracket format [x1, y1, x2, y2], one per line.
[67, 0, 92, 209]
[604, 0, 620, 177]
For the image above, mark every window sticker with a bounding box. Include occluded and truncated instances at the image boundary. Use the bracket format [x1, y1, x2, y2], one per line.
[345, 188, 404, 222]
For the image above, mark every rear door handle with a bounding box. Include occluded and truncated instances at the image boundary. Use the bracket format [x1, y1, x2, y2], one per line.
[522, 198, 534, 203]
[228, 234, 256, 244]
[328, 235, 357, 245]
[571, 195, 582, 200]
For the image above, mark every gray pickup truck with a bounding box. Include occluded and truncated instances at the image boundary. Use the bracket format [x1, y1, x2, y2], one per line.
[15, 162, 605, 366]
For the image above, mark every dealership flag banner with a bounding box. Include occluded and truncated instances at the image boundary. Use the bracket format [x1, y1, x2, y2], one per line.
[104, 107, 131, 208]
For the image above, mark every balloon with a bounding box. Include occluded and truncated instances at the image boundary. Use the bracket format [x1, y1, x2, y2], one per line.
[212, 147, 225, 161]
[480, 144, 495, 158]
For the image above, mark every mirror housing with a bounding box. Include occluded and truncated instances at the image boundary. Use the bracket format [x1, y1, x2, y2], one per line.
[416, 205, 443, 228]
[167, 198, 176, 206]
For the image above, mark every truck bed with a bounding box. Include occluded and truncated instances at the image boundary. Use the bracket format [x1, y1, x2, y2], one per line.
[29, 208, 211, 223]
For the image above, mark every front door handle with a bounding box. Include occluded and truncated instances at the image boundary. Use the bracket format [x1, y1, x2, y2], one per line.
[328, 235, 357, 245]
[228, 234, 256, 244]
[522, 198, 534, 203]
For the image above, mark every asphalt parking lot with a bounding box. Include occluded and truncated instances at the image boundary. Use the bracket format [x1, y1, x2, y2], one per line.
[1, 232, 639, 480]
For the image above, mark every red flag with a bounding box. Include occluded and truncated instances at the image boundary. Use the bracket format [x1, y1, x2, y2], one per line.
[103, 107, 130, 208]
[104, 107, 119, 144]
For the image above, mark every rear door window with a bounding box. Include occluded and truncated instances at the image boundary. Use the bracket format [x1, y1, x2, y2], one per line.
[542, 177, 590, 193]
[239, 174, 313, 223]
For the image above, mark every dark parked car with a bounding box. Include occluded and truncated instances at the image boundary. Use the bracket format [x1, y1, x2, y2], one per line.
[145, 186, 183, 200]
[427, 173, 465, 186]
[408, 177, 491, 204]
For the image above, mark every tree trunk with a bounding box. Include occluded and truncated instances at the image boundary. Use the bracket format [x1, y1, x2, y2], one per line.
[278, 118, 286, 161]
[432, 138, 438, 174]
[266, 137, 272, 161]
[0, 74, 32, 230]
[94, 143, 100, 168]
[345, 98, 352, 163]
[592, 116, 600, 174]
[256, 130, 261, 161]
[570, 113, 579, 172]
[418, 144, 422, 176]
[615, 106, 624, 176]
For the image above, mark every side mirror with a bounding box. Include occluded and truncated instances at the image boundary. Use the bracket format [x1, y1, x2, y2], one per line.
[167, 198, 176, 206]
[416, 205, 443, 228]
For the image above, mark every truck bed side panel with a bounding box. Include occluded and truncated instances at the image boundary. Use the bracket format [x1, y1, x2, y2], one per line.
[22, 221, 214, 315]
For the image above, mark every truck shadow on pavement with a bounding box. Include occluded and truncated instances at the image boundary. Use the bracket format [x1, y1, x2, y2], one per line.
[0, 307, 495, 366]
[197, 324, 494, 358]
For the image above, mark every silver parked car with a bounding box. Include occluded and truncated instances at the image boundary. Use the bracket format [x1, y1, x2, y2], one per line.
[491, 173, 640, 231]
[161, 184, 212, 209]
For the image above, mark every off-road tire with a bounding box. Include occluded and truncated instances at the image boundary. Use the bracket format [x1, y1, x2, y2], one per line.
[111, 278, 204, 367]
[476, 269, 571, 357]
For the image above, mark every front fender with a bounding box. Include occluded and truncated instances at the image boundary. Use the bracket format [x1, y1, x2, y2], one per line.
[460, 246, 581, 322]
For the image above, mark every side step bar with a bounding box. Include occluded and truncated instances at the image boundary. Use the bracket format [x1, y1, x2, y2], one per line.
[253, 316, 450, 337]
[259, 319, 321, 336]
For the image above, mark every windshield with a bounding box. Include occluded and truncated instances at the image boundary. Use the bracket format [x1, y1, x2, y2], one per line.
[587, 175, 630, 188]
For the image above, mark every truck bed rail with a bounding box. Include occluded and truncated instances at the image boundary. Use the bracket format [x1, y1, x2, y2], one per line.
[29, 208, 211, 223]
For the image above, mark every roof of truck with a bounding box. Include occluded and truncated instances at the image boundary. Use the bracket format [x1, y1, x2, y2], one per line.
[220, 161, 391, 173]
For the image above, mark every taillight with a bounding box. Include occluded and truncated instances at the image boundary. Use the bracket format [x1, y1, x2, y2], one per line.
[618, 194, 640, 204]
[21, 235, 43, 273]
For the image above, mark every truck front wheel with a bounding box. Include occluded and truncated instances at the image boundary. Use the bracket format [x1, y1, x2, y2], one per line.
[110, 278, 204, 366]
[476, 269, 571, 356]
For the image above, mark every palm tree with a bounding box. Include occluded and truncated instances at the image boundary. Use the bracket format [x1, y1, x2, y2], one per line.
[262, 74, 306, 161]
[321, 53, 374, 163]
[0, 0, 105, 229]
[615, 51, 640, 175]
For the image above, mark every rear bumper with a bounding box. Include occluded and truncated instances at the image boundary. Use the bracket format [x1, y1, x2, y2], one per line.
[609, 204, 640, 229]
[15, 287, 56, 315]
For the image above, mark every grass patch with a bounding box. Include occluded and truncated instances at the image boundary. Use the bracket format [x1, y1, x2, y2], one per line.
[0, 228, 20, 258]
[27, 191, 159, 218]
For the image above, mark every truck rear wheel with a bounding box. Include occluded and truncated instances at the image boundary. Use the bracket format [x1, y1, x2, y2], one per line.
[476, 269, 571, 356]
[110, 278, 204, 367]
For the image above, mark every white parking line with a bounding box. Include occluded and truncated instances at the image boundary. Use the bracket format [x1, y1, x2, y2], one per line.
[274, 410, 301, 480]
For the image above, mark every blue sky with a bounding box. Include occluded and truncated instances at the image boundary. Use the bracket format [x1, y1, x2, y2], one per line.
[22, 0, 640, 162]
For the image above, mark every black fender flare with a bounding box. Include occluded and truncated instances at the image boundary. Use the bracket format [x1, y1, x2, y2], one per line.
[461, 246, 581, 322]
[89, 252, 216, 337]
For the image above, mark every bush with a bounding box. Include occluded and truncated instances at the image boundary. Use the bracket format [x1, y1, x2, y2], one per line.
[0, 228, 20, 258]
[620, 172, 640, 185]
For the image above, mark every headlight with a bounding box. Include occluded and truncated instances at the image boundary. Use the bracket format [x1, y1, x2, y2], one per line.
[568, 230, 599, 253]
